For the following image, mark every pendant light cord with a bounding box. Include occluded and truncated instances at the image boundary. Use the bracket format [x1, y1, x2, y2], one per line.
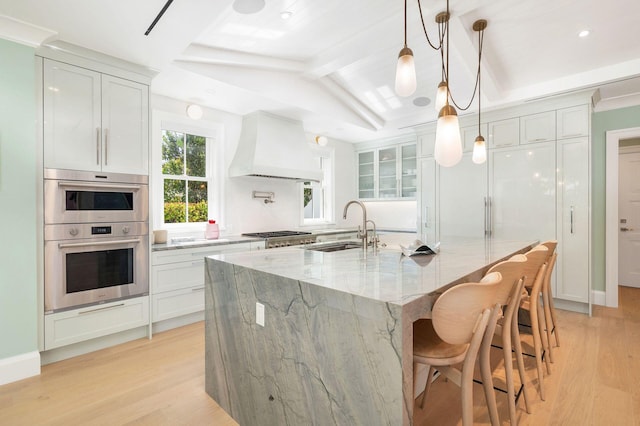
[417, 0, 444, 50]
[404, 0, 408, 47]
[478, 26, 482, 136]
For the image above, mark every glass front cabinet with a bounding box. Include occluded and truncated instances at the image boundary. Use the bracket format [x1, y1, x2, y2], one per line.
[357, 143, 417, 199]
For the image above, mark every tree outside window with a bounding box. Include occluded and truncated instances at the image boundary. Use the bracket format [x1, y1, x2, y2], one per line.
[162, 130, 210, 223]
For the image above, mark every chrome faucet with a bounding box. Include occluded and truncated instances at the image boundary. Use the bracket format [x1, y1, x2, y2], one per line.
[343, 200, 368, 253]
[366, 219, 379, 252]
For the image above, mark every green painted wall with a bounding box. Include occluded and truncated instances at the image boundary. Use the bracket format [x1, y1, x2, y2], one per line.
[591, 105, 640, 292]
[0, 39, 38, 359]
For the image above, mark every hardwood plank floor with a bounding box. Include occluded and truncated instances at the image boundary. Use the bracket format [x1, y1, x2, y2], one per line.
[1, 286, 639, 425]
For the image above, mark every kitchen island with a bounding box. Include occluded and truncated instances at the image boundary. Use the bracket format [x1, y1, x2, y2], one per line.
[204, 238, 536, 425]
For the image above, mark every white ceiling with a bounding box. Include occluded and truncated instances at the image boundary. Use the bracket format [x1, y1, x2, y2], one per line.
[2, 0, 640, 142]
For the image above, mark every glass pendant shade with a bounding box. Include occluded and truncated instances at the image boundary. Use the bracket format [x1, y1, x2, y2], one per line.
[472, 136, 487, 164]
[434, 105, 463, 167]
[395, 47, 417, 97]
[435, 81, 448, 111]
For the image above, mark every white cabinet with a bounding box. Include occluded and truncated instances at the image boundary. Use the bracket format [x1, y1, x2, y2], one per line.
[488, 118, 519, 149]
[489, 143, 556, 241]
[439, 152, 487, 238]
[44, 297, 149, 350]
[151, 242, 260, 323]
[43, 59, 149, 174]
[418, 131, 436, 158]
[419, 157, 438, 244]
[556, 137, 590, 303]
[357, 143, 417, 199]
[557, 105, 589, 139]
[358, 151, 375, 199]
[520, 111, 556, 144]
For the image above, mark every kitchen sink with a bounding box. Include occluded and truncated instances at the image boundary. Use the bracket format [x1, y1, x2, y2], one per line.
[304, 241, 363, 252]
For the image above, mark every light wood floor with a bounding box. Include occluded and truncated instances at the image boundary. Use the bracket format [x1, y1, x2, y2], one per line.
[1, 286, 639, 425]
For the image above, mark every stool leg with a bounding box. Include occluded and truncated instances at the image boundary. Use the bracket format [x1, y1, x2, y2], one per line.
[530, 302, 546, 401]
[512, 313, 532, 414]
[419, 366, 435, 409]
[542, 289, 555, 363]
[501, 330, 518, 425]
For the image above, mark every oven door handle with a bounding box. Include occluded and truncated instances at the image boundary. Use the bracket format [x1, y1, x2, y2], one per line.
[58, 238, 142, 249]
[58, 181, 142, 191]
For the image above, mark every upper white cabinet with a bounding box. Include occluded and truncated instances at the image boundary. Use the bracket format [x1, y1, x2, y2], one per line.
[488, 118, 519, 149]
[358, 151, 375, 199]
[357, 143, 416, 199]
[520, 111, 556, 144]
[557, 105, 589, 139]
[44, 59, 149, 174]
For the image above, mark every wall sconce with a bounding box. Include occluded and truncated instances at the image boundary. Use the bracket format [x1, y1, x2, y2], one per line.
[186, 104, 203, 120]
[315, 136, 328, 146]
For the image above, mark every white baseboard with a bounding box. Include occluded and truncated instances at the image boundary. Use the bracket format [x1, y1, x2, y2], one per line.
[0, 351, 41, 386]
[591, 290, 606, 306]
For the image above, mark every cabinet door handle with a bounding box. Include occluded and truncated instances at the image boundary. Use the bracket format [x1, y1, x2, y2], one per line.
[570, 206, 574, 234]
[191, 287, 205, 292]
[424, 206, 430, 228]
[104, 128, 109, 165]
[96, 128, 100, 165]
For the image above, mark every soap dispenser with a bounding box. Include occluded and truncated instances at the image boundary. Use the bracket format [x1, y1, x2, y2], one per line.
[205, 220, 219, 240]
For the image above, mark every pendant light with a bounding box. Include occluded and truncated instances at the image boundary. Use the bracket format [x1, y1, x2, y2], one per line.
[434, 103, 462, 166]
[394, 0, 417, 97]
[397, 0, 488, 166]
[472, 20, 487, 165]
[434, 80, 448, 112]
[434, 6, 462, 167]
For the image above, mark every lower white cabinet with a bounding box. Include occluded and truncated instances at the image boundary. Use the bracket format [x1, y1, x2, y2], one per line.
[44, 297, 149, 350]
[151, 241, 261, 323]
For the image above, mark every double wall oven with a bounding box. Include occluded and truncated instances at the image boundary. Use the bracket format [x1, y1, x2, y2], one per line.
[44, 169, 149, 313]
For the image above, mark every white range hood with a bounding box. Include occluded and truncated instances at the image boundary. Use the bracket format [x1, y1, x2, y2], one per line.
[229, 111, 323, 182]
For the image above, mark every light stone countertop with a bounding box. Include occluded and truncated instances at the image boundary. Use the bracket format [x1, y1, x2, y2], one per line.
[152, 235, 262, 251]
[208, 237, 537, 306]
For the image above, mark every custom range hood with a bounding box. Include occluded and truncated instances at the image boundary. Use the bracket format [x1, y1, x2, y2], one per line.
[229, 111, 323, 182]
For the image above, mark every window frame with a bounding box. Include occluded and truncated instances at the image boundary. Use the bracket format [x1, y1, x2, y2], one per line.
[300, 145, 335, 226]
[152, 111, 225, 234]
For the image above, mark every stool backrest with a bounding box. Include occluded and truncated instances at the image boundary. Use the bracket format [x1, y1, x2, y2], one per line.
[522, 245, 548, 289]
[540, 240, 558, 262]
[485, 254, 527, 305]
[432, 272, 502, 345]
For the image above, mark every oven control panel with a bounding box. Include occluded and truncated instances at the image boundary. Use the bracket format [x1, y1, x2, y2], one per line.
[44, 222, 148, 241]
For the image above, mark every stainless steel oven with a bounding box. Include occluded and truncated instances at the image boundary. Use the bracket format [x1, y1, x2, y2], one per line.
[44, 168, 149, 313]
[44, 223, 149, 313]
[44, 168, 148, 224]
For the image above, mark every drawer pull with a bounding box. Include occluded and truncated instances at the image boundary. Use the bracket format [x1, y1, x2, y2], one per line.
[191, 287, 205, 292]
[78, 303, 125, 315]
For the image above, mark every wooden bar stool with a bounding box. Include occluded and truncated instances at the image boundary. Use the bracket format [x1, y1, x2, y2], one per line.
[481, 254, 531, 425]
[518, 245, 549, 401]
[540, 240, 560, 363]
[413, 272, 502, 426]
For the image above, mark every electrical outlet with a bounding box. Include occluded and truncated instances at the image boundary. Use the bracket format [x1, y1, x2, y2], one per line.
[256, 302, 265, 327]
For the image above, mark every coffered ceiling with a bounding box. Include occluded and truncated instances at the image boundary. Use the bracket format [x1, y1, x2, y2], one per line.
[1, 0, 639, 141]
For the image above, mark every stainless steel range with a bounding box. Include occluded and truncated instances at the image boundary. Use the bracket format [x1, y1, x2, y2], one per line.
[242, 231, 316, 248]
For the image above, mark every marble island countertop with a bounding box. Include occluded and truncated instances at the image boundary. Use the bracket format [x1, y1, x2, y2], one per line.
[208, 237, 537, 307]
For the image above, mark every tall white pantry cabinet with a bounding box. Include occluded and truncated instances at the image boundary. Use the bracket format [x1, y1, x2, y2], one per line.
[416, 97, 591, 313]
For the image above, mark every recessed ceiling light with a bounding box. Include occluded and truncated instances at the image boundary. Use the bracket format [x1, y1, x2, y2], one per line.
[280, 11, 293, 20]
[578, 29, 590, 38]
[413, 96, 431, 107]
[232, 0, 265, 14]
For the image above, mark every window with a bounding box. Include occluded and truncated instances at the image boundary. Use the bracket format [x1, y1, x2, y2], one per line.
[161, 129, 211, 224]
[301, 154, 333, 224]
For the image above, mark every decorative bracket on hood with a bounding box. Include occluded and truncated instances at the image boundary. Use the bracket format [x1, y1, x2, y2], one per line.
[229, 111, 323, 182]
